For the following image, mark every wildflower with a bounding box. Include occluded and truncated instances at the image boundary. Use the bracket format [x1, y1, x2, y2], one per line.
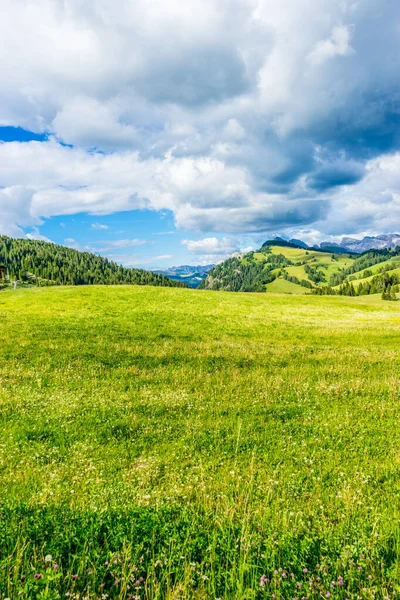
[368, 575, 372, 580]
[282, 572, 287, 577]
[34, 573, 42, 580]
[45, 555, 52, 563]
[54, 564, 59, 570]
[303, 568, 308, 573]
[326, 593, 331, 598]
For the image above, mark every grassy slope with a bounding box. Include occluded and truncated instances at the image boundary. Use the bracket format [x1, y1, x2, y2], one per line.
[349, 256, 400, 280]
[248, 246, 355, 293]
[265, 276, 308, 294]
[1, 286, 400, 598]
[269, 246, 354, 282]
[351, 268, 400, 289]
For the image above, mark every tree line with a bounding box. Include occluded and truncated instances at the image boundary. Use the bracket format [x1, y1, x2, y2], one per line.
[200, 252, 293, 292]
[312, 271, 399, 298]
[0, 236, 186, 289]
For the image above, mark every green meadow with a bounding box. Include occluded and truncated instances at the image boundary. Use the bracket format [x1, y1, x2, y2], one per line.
[1, 286, 400, 599]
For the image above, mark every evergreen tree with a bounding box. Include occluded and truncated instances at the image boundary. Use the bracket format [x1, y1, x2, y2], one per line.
[0, 236, 187, 289]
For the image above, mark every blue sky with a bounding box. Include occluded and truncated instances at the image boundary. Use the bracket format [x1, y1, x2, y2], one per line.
[1, 0, 400, 268]
[24, 208, 218, 269]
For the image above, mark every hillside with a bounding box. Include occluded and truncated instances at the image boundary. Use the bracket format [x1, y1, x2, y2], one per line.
[200, 240, 355, 293]
[201, 240, 400, 296]
[0, 235, 186, 288]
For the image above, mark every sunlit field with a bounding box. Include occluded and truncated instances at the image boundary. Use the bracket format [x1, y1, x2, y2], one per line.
[1, 286, 400, 599]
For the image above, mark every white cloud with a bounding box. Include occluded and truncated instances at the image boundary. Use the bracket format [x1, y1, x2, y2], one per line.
[91, 223, 109, 230]
[25, 227, 53, 242]
[182, 237, 239, 255]
[0, 0, 399, 241]
[308, 25, 355, 65]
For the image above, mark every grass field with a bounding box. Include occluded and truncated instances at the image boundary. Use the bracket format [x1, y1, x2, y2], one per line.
[265, 277, 308, 294]
[1, 286, 400, 599]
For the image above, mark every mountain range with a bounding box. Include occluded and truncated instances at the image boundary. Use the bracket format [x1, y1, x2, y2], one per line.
[154, 264, 215, 288]
[283, 233, 400, 253]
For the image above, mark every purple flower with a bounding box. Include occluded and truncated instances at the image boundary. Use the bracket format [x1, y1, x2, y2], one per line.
[34, 574, 41, 580]
[326, 593, 331, 598]
[303, 568, 308, 573]
[53, 564, 59, 570]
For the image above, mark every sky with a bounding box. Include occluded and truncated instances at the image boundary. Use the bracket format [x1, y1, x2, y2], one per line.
[1, 0, 400, 268]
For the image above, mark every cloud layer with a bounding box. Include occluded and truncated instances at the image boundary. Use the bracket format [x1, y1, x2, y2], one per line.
[1, 0, 400, 240]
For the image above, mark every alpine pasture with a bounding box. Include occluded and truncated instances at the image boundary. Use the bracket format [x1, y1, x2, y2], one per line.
[1, 286, 400, 599]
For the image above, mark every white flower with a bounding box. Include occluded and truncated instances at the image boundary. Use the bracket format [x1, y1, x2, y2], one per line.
[45, 554, 53, 562]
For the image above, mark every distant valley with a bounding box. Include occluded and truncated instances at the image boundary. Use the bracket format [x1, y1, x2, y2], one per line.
[154, 264, 215, 288]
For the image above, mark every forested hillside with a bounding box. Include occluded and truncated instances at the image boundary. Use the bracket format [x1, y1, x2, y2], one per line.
[201, 240, 400, 296]
[0, 236, 186, 288]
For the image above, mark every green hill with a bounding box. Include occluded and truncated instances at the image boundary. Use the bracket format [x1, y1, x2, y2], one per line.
[200, 241, 355, 293]
[0, 235, 186, 288]
[201, 240, 400, 297]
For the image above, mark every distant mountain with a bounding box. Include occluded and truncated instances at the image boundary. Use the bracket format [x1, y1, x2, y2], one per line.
[263, 234, 400, 254]
[261, 238, 306, 250]
[339, 234, 400, 253]
[0, 236, 187, 288]
[320, 242, 351, 254]
[289, 238, 309, 249]
[154, 264, 215, 288]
